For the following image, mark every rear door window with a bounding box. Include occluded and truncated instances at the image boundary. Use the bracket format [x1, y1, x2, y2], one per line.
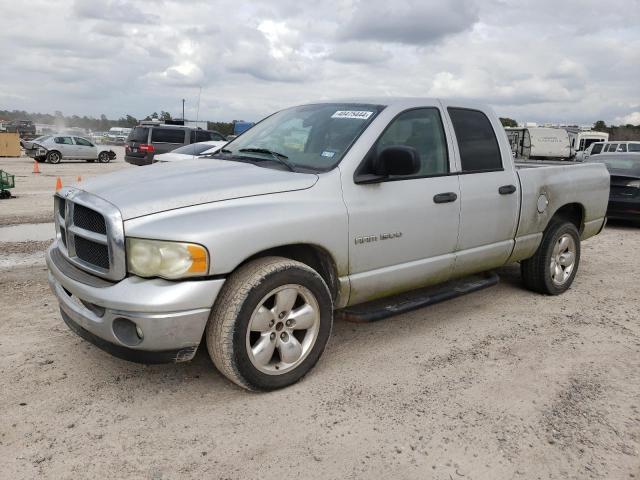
[74, 137, 93, 147]
[128, 127, 149, 143]
[152, 128, 185, 143]
[618, 144, 627, 152]
[448, 108, 502, 172]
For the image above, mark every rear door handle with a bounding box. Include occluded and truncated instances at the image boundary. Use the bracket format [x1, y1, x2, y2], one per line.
[498, 184, 517, 195]
[433, 192, 458, 204]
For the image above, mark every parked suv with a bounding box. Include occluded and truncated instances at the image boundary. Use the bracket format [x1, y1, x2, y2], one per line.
[124, 125, 226, 165]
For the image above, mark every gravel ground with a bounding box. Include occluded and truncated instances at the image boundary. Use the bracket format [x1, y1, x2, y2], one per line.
[0, 147, 128, 225]
[0, 154, 639, 479]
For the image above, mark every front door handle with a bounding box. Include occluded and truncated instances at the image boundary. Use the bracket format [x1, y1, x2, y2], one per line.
[433, 192, 458, 204]
[499, 184, 517, 195]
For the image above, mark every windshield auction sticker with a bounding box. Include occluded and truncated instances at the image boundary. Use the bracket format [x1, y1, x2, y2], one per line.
[331, 111, 373, 120]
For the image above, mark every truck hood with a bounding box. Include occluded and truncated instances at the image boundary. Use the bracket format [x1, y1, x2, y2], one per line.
[78, 159, 318, 220]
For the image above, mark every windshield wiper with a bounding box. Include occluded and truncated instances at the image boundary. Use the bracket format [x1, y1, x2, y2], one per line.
[238, 147, 296, 172]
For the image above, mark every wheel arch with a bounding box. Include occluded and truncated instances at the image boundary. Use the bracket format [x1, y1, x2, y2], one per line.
[546, 202, 585, 234]
[239, 243, 340, 303]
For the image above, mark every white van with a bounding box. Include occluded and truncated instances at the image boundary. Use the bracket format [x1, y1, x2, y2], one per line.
[583, 141, 640, 160]
[567, 129, 609, 161]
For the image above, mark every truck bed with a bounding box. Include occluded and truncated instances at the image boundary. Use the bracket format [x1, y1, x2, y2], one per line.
[514, 161, 609, 241]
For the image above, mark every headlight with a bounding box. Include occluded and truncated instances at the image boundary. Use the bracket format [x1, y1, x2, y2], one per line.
[126, 238, 209, 279]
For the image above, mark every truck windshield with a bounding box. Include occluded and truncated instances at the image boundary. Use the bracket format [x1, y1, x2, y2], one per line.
[221, 103, 384, 172]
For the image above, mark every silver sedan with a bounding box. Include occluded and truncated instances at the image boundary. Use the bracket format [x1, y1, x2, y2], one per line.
[24, 135, 116, 164]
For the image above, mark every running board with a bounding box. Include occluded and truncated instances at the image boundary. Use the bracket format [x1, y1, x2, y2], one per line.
[337, 272, 499, 323]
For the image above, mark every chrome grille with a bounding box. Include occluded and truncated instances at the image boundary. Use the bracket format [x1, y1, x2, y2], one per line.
[58, 198, 66, 219]
[73, 204, 107, 234]
[54, 188, 126, 281]
[75, 235, 110, 269]
[60, 227, 67, 248]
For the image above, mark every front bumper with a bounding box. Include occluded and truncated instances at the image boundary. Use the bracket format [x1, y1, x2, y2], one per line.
[46, 244, 225, 363]
[25, 147, 46, 159]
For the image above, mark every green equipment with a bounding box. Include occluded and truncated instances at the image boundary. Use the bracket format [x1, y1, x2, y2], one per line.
[0, 170, 15, 199]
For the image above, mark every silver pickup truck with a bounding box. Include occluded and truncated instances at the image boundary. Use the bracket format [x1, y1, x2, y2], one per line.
[46, 98, 610, 391]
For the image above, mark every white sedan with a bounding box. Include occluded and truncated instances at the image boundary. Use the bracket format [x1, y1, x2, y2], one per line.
[153, 140, 227, 163]
[24, 135, 116, 164]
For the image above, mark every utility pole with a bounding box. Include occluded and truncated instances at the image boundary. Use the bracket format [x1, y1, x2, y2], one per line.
[182, 99, 185, 121]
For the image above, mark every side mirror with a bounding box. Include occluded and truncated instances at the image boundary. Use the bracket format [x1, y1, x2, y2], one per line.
[373, 145, 420, 177]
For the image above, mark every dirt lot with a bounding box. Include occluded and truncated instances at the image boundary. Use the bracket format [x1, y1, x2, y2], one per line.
[1, 152, 639, 479]
[0, 146, 127, 225]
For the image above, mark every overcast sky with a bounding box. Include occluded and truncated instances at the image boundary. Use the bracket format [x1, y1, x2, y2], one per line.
[1, 0, 639, 125]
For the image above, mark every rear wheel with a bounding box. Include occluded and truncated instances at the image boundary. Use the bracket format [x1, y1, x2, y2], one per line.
[98, 151, 111, 163]
[206, 257, 333, 391]
[521, 221, 580, 295]
[46, 151, 61, 164]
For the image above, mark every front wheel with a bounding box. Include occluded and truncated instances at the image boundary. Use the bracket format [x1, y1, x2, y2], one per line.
[46, 151, 61, 164]
[521, 221, 581, 295]
[98, 151, 111, 163]
[206, 257, 333, 391]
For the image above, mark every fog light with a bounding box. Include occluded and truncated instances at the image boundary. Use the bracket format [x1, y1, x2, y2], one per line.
[112, 318, 143, 346]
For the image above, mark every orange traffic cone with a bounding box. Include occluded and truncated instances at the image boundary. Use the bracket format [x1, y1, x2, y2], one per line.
[76, 175, 82, 182]
[55, 177, 62, 191]
[33, 161, 40, 174]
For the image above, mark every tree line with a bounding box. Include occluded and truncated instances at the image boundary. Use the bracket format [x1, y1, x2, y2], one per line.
[0, 109, 235, 135]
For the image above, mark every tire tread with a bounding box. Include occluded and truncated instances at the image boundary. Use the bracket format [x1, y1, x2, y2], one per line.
[520, 220, 580, 295]
[206, 256, 330, 390]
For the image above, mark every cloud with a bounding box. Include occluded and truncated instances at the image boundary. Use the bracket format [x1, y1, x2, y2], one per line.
[341, 0, 479, 45]
[0, 0, 637, 126]
[615, 111, 640, 126]
[73, 0, 159, 24]
[328, 42, 392, 64]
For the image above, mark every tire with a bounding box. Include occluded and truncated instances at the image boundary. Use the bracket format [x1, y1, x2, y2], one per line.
[521, 221, 581, 295]
[206, 256, 333, 391]
[98, 151, 111, 163]
[46, 151, 61, 164]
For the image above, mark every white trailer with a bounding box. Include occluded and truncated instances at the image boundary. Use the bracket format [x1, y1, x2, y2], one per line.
[505, 127, 572, 160]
